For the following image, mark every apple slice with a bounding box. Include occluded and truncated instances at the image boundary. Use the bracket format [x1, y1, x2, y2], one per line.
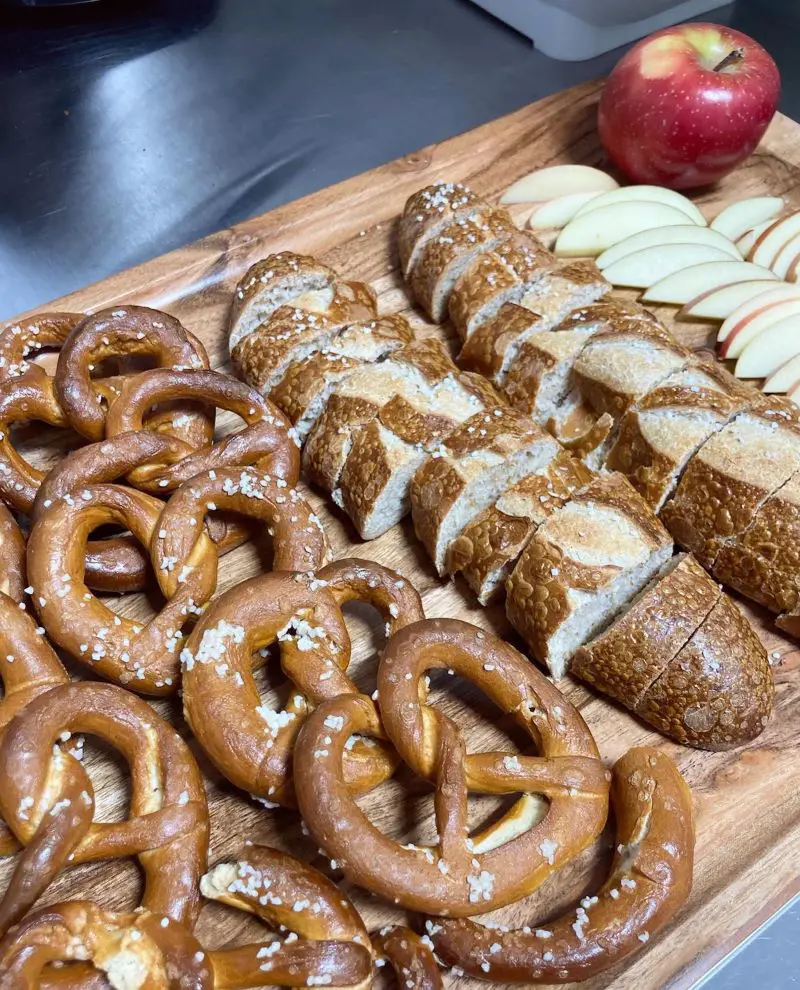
[749, 211, 800, 268]
[500, 165, 618, 204]
[710, 196, 785, 241]
[603, 244, 739, 289]
[734, 315, 800, 379]
[772, 234, 800, 278]
[642, 262, 779, 306]
[789, 382, 800, 407]
[764, 353, 800, 393]
[717, 285, 800, 343]
[719, 298, 800, 359]
[596, 225, 740, 270]
[555, 202, 694, 258]
[736, 220, 776, 257]
[678, 281, 781, 322]
[786, 252, 800, 283]
[527, 192, 604, 231]
[574, 185, 706, 225]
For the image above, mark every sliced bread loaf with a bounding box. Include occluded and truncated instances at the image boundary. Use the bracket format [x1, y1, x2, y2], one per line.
[505, 473, 673, 679]
[399, 182, 486, 277]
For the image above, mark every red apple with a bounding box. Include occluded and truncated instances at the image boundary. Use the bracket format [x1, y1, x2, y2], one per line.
[598, 23, 781, 190]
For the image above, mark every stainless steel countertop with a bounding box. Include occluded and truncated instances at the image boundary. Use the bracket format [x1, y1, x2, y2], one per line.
[0, 0, 797, 983]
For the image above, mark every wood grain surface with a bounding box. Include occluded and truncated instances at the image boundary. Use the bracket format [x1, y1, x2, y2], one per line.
[3, 80, 800, 990]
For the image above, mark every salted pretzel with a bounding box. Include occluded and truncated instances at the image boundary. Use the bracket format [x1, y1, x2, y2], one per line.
[428, 747, 694, 983]
[0, 594, 69, 856]
[54, 306, 211, 442]
[27, 470, 329, 693]
[0, 502, 25, 603]
[0, 313, 82, 382]
[373, 927, 443, 990]
[104, 368, 300, 492]
[0, 845, 377, 990]
[181, 559, 422, 806]
[294, 618, 610, 916]
[0, 681, 209, 937]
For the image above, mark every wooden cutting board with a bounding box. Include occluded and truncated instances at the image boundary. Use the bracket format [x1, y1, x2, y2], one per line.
[3, 79, 800, 990]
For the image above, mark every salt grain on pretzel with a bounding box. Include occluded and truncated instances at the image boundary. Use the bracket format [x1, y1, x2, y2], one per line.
[104, 368, 300, 492]
[181, 563, 406, 806]
[0, 312, 82, 383]
[372, 926, 443, 990]
[27, 483, 215, 694]
[54, 306, 211, 441]
[0, 682, 208, 936]
[428, 747, 694, 983]
[294, 618, 610, 916]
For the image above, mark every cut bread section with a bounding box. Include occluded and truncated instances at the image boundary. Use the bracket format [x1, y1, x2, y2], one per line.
[268, 315, 415, 442]
[661, 400, 800, 570]
[456, 261, 610, 382]
[409, 208, 515, 322]
[229, 252, 339, 351]
[410, 409, 561, 574]
[232, 283, 377, 392]
[635, 594, 772, 750]
[446, 451, 594, 603]
[399, 182, 485, 277]
[448, 234, 556, 340]
[505, 473, 673, 679]
[606, 363, 750, 512]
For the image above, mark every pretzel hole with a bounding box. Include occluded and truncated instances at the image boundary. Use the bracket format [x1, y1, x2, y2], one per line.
[76, 734, 133, 826]
[339, 601, 393, 695]
[37, 858, 143, 915]
[12, 421, 83, 475]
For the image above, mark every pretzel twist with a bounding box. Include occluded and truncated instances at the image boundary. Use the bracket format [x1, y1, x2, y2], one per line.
[27, 484, 211, 694]
[181, 559, 419, 806]
[0, 846, 375, 990]
[294, 618, 610, 917]
[373, 927, 443, 990]
[104, 368, 300, 492]
[0, 503, 26, 603]
[0, 594, 69, 857]
[0, 682, 209, 937]
[427, 747, 694, 983]
[0, 313, 82, 383]
[54, 307, 211, 442]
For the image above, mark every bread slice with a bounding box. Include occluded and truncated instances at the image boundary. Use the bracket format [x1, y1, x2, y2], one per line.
[502, 327, 598, 421]
[229, 252, 339, 351]
[410, 409, 561, 574]
[661, 399, 800, 570]
[713, 467, 800, 616]
[505, 473, 673, 678]
[636, 593, 772, 750]
[448, 234, 556, 340]
[399, 182, 486, 277]
[409, 209, 515, 322]
[457, 262, 610, 383]
[446, 451, 594, 603]
[606, 363, 749, 512]
[571, 553, 720, 709]
[268, 315, 415, 442]
[232, 282, 377, 391]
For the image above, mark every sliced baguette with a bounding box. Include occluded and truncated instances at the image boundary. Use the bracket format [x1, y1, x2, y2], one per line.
[505, 473, 673, 679]
[410, 409, 561, 574]
[399, 182, 486, 277]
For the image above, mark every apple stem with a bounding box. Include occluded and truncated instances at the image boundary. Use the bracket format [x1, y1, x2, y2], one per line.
[713, 47, 745, 72]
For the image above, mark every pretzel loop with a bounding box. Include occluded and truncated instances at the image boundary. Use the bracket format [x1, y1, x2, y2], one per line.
[0, 313, 82, 383]
[0, 682, 209, 936]
[294, 619, 610, 917]
[105, 369, 300, 493]
[428, 747, 694, 983]
[54, 307, 211, 441]
[27, 483, 216, 694]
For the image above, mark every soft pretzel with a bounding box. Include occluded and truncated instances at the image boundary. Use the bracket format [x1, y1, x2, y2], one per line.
[0, 313, 82, 382]
[181, 558, 418, 806]
[27, 483, 210, 694]
[54, 306, 211, 441]
[0, 682, 208, 936]
[373, 927, 443, 990]
[294, 618, 610, 916]
[104, 368, 300, 492]
[0, 502, 25, 603]
[1, 845, 375, 990]
[428, 747, 693, 983]
[0, 594, 69, 857]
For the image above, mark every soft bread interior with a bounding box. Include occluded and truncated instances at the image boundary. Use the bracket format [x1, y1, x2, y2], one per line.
[230, 275, 334, 350]
[406, 205, 484, 277]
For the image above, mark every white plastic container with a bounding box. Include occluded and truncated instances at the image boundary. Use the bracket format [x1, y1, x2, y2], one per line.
[468, 0, 727, 61]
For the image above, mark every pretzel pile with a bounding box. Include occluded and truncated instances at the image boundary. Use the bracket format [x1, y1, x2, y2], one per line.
[0, 301, 696, 987]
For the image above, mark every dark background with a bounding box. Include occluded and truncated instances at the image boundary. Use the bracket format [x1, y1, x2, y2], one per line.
[0, 0, 798, 984]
